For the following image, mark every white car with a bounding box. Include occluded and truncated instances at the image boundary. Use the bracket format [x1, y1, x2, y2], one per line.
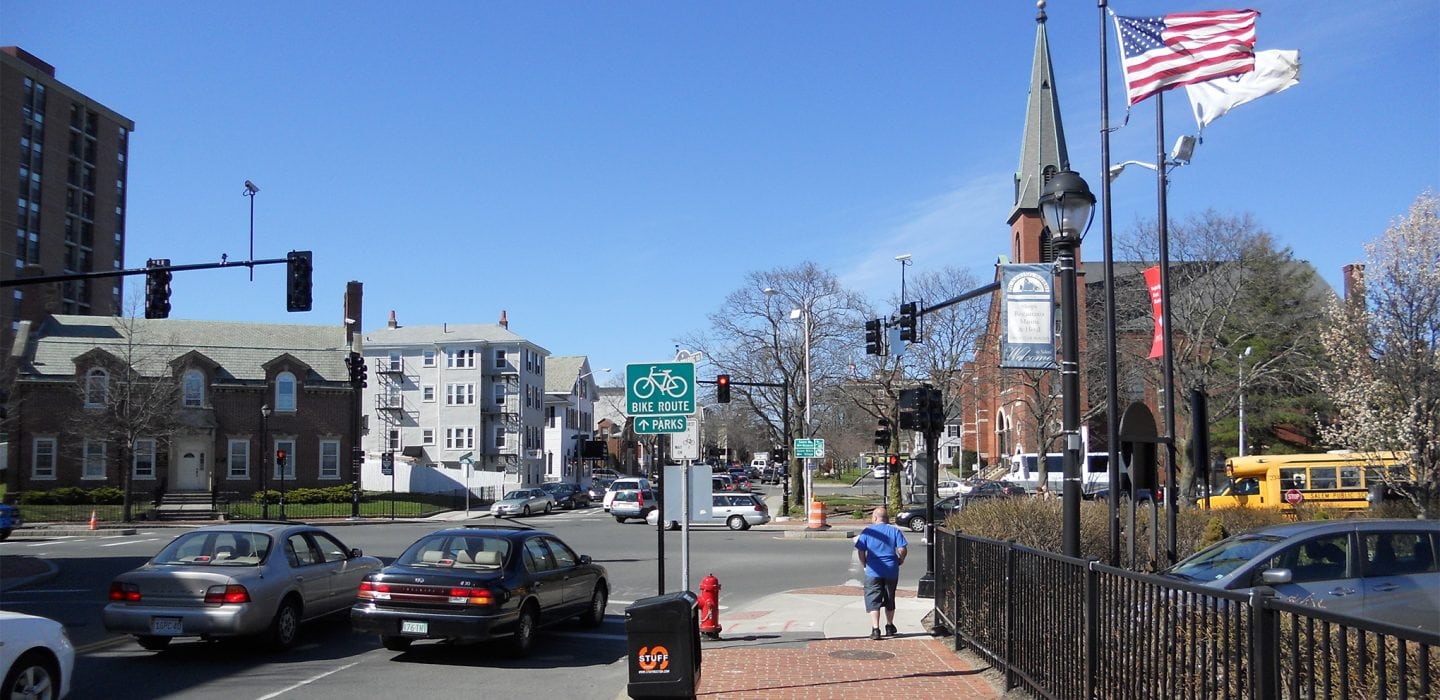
[602, 477, 651, 511]
[1, 611, 74, 699]
[936, 480, 965, 498]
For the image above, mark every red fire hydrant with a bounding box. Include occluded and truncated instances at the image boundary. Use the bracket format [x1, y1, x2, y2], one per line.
[698, 573, 722, 639]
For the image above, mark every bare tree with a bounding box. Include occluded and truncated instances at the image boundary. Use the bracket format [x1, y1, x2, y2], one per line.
[1316, 191, 1440, 516]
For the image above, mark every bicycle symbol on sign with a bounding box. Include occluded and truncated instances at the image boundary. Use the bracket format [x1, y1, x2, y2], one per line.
[631, 365, 690, 400]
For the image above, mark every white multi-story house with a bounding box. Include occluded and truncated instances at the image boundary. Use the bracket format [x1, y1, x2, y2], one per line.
[358, 314, 549, 493]
[541, 356, 601, 484]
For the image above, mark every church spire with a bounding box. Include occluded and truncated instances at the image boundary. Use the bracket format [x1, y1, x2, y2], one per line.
[1009, 0, 1070, 225]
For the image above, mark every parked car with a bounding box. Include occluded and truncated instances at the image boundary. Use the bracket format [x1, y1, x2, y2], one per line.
[610, 489, 657, 523]
[102, 523, 382, 650]
[1, 611, 73, 699]
[350, 525, 608, 657]
[895, 496, 961, 533]
[540, 482, 591, 509]
[491, 489, 555, 517]
[936, 480, 965, 498]
[967, 480, 1026, 498]
[1161, 519, 1439, 633]
[0, 503, 20, 541]
[602, 478, 650, 511]
[648, 493, 772, 531]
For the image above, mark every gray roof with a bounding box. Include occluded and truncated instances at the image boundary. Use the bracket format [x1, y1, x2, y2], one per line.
[1010, 11, 1070, 223]
[22, 315, 349, 382]
[362, 323, 546, 354]
[544, 356, 589, 394]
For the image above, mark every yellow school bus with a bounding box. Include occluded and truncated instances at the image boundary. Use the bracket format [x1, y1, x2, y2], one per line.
[1211, 451, 1412, 512]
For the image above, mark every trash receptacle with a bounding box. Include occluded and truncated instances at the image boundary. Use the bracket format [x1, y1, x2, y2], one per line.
[626, 591, 701, 699]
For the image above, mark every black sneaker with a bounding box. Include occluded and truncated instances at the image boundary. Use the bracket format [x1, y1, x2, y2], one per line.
[869, 628, 882, 640]
[885, 624, 898, 637]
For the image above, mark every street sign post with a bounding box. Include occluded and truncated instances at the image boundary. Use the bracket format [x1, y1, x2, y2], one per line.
[793, 438, 826, 459]
[625, 362, 696, 416]
[635, 415, 688, 434]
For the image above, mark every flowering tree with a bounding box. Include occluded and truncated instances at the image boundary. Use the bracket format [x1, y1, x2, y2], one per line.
[1316, 191, 1440, 517]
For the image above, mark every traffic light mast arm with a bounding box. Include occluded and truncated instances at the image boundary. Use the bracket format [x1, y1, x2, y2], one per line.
[916, 280, 999, 317]
[0, 255, 300, 288]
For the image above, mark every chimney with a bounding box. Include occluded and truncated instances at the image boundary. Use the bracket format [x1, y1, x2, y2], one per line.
[1343, 264, 1366, 305]
[387, 310, 398, 329]
[343, 281, 363, 344]
[499, 310, 508, 329]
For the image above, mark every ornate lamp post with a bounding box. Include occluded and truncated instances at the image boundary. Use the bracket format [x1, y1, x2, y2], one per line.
[1039, 169, 1095, 558]
[260, 404, 272, 519]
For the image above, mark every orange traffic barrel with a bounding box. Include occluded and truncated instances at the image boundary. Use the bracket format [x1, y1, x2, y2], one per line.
[807, 500, 830, 530]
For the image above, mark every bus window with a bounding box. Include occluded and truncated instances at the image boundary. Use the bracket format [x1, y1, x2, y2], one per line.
[1339, 466, 1362, 488]
[1233, 478, 1260, 496]
[1310, 467, 1338, 490]
[1086, 454, 1109, 474]
[1279, 468, 1307, 491]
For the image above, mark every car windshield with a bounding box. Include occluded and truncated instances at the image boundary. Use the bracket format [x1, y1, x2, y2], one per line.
[397, 534, 511, 569]
[503, 491, 530, 500]
[1165, 533, 1287, 581]
[152, 531, 272, 567]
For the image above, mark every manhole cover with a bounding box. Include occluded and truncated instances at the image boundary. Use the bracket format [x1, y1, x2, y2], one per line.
[829, 649, 896, 661]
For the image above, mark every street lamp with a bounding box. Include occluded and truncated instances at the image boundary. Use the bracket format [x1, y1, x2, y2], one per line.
[1237, 346, 1253, 456]
[1039, 169, 1095, 559]
[260, 404, 272, 519]
[243, 180, 259, 281]
[895, 254, 912, 304]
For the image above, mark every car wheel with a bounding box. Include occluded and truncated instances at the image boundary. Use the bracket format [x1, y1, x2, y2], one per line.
[727, 515, 749, 531]
[544, 503, 552, 514]
[3, 651, 58, 700]
[509, 605, 538, 658]
[135, 635, 172, 651]
[615, 516, 627, 523]
[522, 505, 531, 517]
[381, 635, 412, 652]
[579, 584, 608, 627]
[266, 597, 301, 650]
[908, 517, 926, 533]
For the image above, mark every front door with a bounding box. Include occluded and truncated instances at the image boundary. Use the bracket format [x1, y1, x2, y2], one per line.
[174, 440, 209, 491]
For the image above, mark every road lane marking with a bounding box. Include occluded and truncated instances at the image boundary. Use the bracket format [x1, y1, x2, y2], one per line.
[100, 538, 159, 547]
[26, 539, 77, 547]
[255, 661, 361, 699]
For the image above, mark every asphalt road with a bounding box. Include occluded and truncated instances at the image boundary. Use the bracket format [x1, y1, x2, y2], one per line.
[1, 484, 930, 700]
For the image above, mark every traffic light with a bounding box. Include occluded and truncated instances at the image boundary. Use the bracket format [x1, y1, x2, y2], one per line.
[865, 319, 883, 355]
[898, 387, 923, 430]
[898, 302, 919, 342]
[346, 351, 368, 387]
[276, 449, 287, 468]
[874, 418, 891, 448]
[716, 374, 731, 403]
[925, 387, 946, 432]
[286, 251, 312, 312]
[144, 259, 172, 319]
[887, 454, 900, 470]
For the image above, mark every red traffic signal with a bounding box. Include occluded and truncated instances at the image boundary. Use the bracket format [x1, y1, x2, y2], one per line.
[276, 449, 287, 465]
[887, 454, 899, 467]
[716, 374, 731, 403]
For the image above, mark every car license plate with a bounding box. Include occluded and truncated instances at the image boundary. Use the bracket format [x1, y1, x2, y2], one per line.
[401, 620, 428, 635]
[150, 617, 183, 636]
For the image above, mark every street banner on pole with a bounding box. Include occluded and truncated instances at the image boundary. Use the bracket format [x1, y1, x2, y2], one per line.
[1144, 265, 1165, 358]
[1000, 264, 1056, 369]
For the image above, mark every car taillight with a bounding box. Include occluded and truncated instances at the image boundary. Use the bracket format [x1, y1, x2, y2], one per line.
[204, 584, 251, 604]
[448, 587, 494, 605]
[754, 503, 767, 511]
[108, 581, 141, 602]
[357, 580, 391, 600]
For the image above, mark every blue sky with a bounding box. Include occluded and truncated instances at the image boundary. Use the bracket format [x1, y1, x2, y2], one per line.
[7, 1, 1437, 378]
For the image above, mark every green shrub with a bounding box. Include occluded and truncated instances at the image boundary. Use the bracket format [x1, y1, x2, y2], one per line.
[49, 487, 90, 504]
[87, 487, 124, 505]
[17, 490, 55, 505]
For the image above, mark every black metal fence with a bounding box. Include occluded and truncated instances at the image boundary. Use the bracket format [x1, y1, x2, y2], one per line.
[934, 528, 1440, 699]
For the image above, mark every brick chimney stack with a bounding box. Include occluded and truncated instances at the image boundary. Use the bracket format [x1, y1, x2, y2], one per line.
[343, 281, 363, 345]
[387, 310, 398, 329]
[499, 310, 508, 329]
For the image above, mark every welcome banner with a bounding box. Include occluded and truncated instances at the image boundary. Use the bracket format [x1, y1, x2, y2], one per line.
[1000, 264, 1056, 370]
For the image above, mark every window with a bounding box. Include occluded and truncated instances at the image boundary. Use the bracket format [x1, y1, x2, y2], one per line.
[387, 352, 402, 372]
[494, 349, 507, 369]
[547, 406, 556, 427]
[83, 439, 107, 479]
[447, 348, 475, 369]
[228, 439, 250, 478]
[494, 426, 506, 449]
[182, 369, 205, 407]
[446, 427, 474, 450]
[85, 367, 108, 407]
[32, 437, 57, 479]
[1270, 534, 1350, 584]
[387, 429, 400, 450]
[446, 383, 475, 406]
[319, 439, 340, 479]
[273, 439, 297, 479]
[133, 439, 156, 479]
[493, 384, 506, 405]
[422, 384, 436, 402]
[422, 350, 436, 367]
[421, 428, 435, 445]
[946, 424, 960, 438]
[275, 371, 297, 412]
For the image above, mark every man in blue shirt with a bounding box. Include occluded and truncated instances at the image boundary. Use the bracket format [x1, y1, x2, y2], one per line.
[854, 506, 908, 640]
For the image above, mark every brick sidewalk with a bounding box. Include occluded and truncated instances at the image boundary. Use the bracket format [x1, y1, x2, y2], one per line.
[696, 637, 1000, 699]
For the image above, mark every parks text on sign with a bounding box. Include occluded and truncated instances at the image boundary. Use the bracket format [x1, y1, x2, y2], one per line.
[635, 415, 688, 434]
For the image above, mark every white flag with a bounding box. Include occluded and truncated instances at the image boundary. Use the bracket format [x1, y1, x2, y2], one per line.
[1185, 49, 1301, 131]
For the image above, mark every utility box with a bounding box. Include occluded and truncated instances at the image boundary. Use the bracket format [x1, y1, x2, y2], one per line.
[626, 591, 702, 699]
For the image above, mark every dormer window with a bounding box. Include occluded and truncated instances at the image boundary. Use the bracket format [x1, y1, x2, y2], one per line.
[182, 369, 205, 407]
[275, 371, 297, 412]
[84, 368, 108, 407]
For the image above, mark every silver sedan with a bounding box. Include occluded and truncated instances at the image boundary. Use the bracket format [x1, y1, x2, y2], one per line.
[102, 522, 381, 650]
[490, 488, 555, 517]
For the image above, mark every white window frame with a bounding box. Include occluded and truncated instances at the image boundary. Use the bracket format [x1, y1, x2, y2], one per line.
[445, 382, 475, 406]
[274, 438, 296, 480]
[493, 384, 506, 405]
[85, 367, 108, 407]
[83, 439, 107, 480]
[422, 385, 436, 402]
[32, 437, 57, 480]
[446, 348, 475, 369]
[182, 369, 205, 408]
[319, 439, 341, 480]
[387, 351, 402, 372]
[494, 349, 507, 369]
[387, 429, 401, 451]
[445, 427, 474, 450]
[133, 438, 157, 479]
[421, 428, 435, 445]
[422, 349, 436, 367]
[493, 426, 506, 449]
[228, 439, 250, 479]
[275, 371, 297, 412]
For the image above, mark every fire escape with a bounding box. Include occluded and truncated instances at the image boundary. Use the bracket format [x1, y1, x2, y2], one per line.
[375, 356, 405, 454]
[484, 359, 521, 472]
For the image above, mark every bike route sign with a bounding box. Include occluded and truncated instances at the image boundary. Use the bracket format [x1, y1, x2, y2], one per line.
[625, 362, 696, 416]
[636, 415, 689, 434]
[794, 438, 825, 459]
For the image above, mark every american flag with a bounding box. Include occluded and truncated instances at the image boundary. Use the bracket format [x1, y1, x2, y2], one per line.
[1113, 9, 1259, 106]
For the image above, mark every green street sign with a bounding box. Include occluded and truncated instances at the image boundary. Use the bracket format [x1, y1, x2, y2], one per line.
[634, 415, 689, 434]
[794, 438, 826, 459]
[625, 362, 696, 416]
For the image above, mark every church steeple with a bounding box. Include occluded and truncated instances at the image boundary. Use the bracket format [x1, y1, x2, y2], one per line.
[1009, 0, 1070, 227]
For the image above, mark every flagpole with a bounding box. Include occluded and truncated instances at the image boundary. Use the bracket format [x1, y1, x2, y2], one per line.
[1155, 91, 1180, 565]
[1098, 0, 1122, 568]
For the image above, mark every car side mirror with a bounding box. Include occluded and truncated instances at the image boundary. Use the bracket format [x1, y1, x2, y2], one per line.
[350, 548, 363, 558]
[579, 554, 592, 565]
[1261, 568, 1293, 585]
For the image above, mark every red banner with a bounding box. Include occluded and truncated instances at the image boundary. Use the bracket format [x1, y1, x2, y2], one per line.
[1144, 265, 1164, 359]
